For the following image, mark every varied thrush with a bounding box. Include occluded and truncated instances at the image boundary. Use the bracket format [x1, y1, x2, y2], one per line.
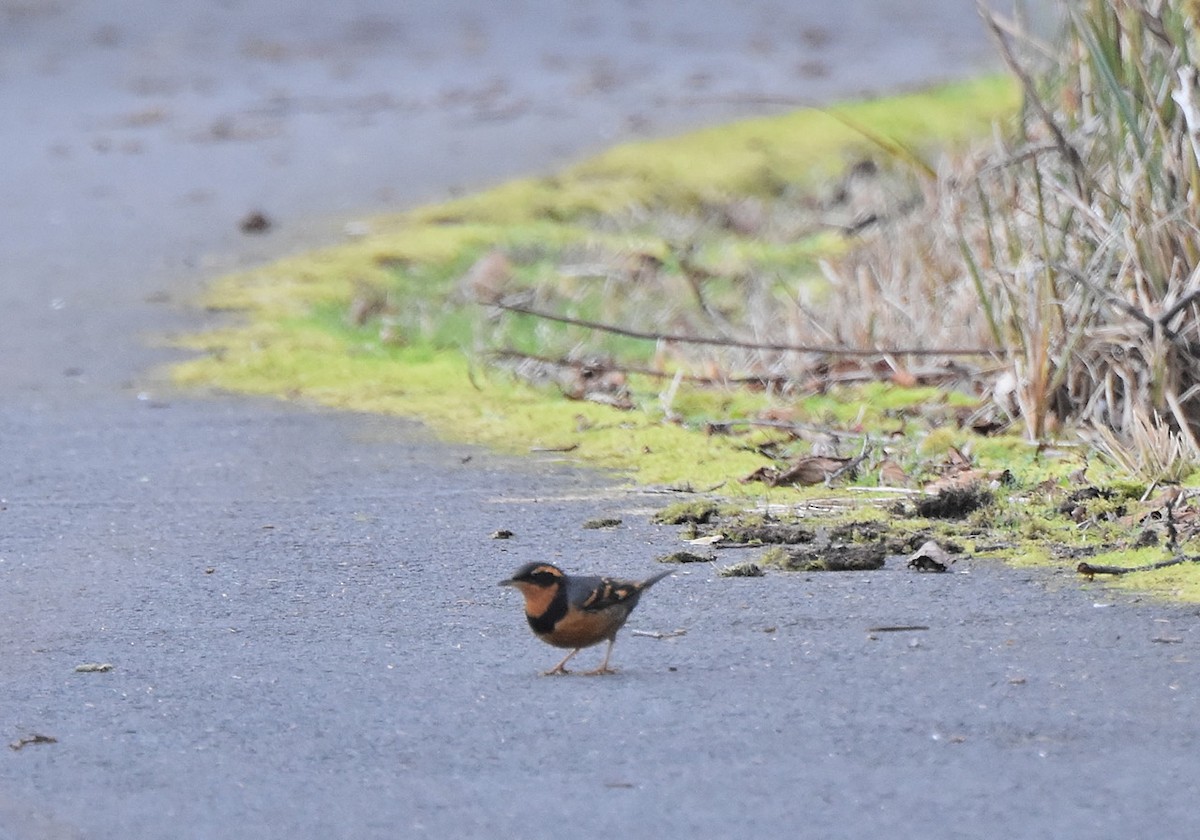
[499, 562, 671, 675]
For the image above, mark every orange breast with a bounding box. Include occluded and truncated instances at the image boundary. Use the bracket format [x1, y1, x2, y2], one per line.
[538, 605, 625, 649]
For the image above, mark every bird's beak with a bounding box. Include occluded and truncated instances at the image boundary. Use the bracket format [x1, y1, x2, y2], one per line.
[498, 578, 516, 587]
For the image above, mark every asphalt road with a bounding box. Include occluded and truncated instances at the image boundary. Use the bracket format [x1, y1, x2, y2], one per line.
[4, 2, 1198, 839]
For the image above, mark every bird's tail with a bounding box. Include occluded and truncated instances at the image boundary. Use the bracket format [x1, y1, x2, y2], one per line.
[639, 569, 673, 590]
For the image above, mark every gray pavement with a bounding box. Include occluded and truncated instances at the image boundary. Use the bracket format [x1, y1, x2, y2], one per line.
[5, 2, 1198, 839]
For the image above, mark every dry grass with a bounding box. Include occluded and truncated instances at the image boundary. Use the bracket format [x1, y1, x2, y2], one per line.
[816, 0, 1200, 479]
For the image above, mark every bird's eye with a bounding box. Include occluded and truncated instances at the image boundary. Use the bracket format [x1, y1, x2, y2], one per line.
[531, 571, 558, 586]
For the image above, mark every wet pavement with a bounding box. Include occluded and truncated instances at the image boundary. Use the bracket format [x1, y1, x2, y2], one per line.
[7, 3, 1198, 839]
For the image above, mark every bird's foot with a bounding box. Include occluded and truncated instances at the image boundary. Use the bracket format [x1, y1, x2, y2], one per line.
[540, 666, 572, 676]
[582, 666, 618, 676]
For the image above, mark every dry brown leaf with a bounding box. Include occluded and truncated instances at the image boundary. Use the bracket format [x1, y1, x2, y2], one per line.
[924, 470, 985, 494]
[739, 465, 779, 485]
[460, 249, 513, 303]
[1148, 486, 1183, 510]
[766, 456, 851, 487]
[925, 468, 1010, 494]
[878, 458, 910, 487]
[907, 540, 955, 572]
[946, 445, 972, 470]
[1034, 477, 1060, 494]
[757, 406, 799, 424]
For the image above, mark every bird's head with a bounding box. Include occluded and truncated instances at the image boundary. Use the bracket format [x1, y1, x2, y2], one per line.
[500, 563, 565, 615]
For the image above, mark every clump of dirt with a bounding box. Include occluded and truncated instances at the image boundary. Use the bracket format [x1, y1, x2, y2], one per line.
[649, 478, 1180, 586]
[657, 551, 714, 564]
[759, 543, 887, 571]
[915, 485, 994, 519]
[720, 523, 815, 544]
[1056, 486, 1125, 522]
[661, 506, 950, 574]
[653, 501, 721, 525]
[582, 517, 622, 529]
[828, 520, 890, 543]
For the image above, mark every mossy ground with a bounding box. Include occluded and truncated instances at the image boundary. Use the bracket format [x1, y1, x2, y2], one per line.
[169, 74, 1200, 603]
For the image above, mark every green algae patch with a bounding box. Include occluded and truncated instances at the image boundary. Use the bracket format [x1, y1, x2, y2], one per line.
[174, 326, 765, 486]
[652, 501, 725, 525]
[172, 75, 1019, 493]
[1108, 561, 1200, 604]
[163, 61, 1200, 609]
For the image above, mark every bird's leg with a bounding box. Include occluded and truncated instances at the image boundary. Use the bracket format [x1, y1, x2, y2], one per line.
[542, 648, 581, 676]
[582, 638, 618, 676]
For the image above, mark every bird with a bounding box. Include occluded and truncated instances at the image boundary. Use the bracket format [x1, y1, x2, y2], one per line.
[499, 562, 671, 675]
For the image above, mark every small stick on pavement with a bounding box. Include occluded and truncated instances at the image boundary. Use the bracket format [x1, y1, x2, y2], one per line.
[1076, 555, 1196, 579]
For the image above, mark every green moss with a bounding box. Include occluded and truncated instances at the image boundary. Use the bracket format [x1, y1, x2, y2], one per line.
[996, 542, 1054, 567]
[1109, 560, 1200, 603]
[652, 501, 723, 525]
[163, 73, 1200, 604]
[173, 80, 1019, 497]
[758, 546, 791, 568]
[917, 428, 963, 457]
[175, 324, 766, 487]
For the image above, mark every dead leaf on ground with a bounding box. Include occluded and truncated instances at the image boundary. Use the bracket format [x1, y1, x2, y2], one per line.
[946, 445, 972, 469]
[459, 249, 513, 303]
[741, 456, 852, 487]
[907, 540, 955, 572]
[9, 734, 57, 751]
[756, 406, 800, 425]
[739, 465, 778, 485]
[556, 359, 630, 406]
[74, 662, 114, 673]
[923, 468, 1011, 495]
[878, 458, 910, 486]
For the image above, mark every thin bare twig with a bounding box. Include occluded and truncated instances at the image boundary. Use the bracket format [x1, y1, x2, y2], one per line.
[980, 4, 1090, 201]
[826, 438, 871, 487]
[489, 348, 791, 386]
[487, 299, 1003, 357]
[1076, 555, 1197, 577]
[491, 348, 986, 388]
